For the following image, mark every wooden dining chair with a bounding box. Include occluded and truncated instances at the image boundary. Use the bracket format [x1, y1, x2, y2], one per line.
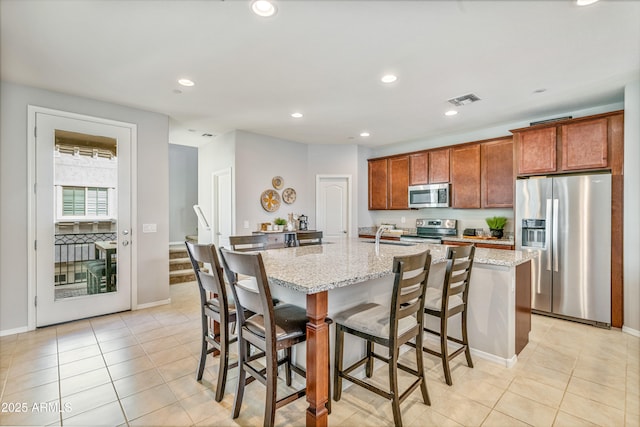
[296, 231, 323, 246]
[229, 234, 268, 252]
[219, 248, 309, 427]
[333, 250, 432, 427]
[422, 245, 476, 385]
[185, 241, 239, 402]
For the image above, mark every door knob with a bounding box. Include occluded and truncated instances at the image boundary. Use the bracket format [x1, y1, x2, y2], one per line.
[122, 241, 129, 246]
[122, 230, 129, 235]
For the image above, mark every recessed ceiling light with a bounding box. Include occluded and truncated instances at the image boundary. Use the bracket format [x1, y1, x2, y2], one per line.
[178, 78, 195, 87]
[381, 74, 397, 84]
[576, 0, 599, 6]
[445, 110, 458, 116]
[360, 132, 370, 137]
[251, 0, 277, 17]
[291, 112, 303, 118]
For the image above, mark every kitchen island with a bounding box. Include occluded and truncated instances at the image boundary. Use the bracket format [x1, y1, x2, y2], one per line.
[257, 238, 535, 426]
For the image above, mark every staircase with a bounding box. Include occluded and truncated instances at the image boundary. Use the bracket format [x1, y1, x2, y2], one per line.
[169, 243, 196, 284]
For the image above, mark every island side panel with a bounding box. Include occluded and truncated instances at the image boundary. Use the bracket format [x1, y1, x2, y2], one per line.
[515, 260, 532, 354]
[306, 291, 329, 427]
[424, 262, 516, 365]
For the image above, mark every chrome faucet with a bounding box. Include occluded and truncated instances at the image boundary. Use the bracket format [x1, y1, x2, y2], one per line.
[375, 224, 394, 253]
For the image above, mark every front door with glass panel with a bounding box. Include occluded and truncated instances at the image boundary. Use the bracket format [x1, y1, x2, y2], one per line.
[34, 110, 133, 326]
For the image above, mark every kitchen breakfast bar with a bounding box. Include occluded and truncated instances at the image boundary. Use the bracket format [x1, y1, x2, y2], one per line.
[257, 238, 536, 427]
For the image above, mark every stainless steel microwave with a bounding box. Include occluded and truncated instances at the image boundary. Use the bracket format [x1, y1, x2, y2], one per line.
[408, 183, 450, 208]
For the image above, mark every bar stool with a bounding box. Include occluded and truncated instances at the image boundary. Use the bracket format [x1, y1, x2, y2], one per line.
[219, 248, 309, 427]
[333, 250, 432, 427]
[185, 242, 239, 402]
[229, 234, 268, 251]
[422, 245, 475, 386]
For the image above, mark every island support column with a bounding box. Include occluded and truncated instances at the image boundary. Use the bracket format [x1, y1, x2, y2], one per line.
[306, 291, 329, 427]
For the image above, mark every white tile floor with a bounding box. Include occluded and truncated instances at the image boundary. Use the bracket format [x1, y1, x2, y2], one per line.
[1, 281, 638, 426]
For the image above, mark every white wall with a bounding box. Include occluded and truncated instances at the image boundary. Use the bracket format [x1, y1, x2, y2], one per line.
[235, 131, 309, 232]
[0, 82, 170, 333]
[197, 130, 236, 244]
[624, 81, 640, 335]
[307, 144, 361, 235]
[169, 144, 198, 243]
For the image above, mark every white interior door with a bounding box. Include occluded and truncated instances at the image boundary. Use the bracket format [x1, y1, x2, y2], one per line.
[213, 168, 233, 248]
[316, 175, 351, 239]
[33, 109, 133, 327]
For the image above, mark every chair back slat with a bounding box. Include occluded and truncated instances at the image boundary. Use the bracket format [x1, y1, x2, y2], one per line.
[391, 251, 431, 333]
[296, 231, 323, 246]
[185, 242, 229, 308]
[441, 245, 475, 310]
[219, 248, 275, 331]
[229, 234, 268, 252]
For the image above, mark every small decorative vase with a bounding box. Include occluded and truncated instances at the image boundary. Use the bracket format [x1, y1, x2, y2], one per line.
[490, 229, 504, 239]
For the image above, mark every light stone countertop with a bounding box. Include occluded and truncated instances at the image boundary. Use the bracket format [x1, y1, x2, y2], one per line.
[261, 238, 536, 294]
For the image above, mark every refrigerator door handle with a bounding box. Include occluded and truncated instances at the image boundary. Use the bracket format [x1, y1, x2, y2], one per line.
[553, 198, 559, 272]
[546, 198, 552, 271]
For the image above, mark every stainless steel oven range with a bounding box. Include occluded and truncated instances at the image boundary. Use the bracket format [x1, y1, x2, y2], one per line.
[400, 219, 457, 244]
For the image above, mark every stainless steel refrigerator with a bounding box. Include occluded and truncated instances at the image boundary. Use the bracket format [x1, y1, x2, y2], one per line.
[515, 174, 611, 327]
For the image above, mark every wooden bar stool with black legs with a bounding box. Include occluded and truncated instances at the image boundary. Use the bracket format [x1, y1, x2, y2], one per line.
[219, 248, 311, 427]
[185, 242, 240, 402]
[229, 234, 268, 251]
[333, 250, 432, 427]
[422, 245, 475, 386]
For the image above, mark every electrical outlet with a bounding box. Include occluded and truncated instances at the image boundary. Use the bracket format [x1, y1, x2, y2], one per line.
[401, 217, 406, 224]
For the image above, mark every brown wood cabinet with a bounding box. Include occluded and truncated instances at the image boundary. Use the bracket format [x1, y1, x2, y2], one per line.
[481, 137, 514, 208]
[368, 158, 388, 210]
[429, 148, 450, 183]
[442, 240, 514, 250]
[451, 144, 481, 208]
[409, 148, 450, 185]
[512, 111, 622, 176]
[515, 127, 556, 175]
[388, 156, 409, 209]
[409, 152, 429, 185]
[561, 118, 608, 171]
[368, 156, 409, 210]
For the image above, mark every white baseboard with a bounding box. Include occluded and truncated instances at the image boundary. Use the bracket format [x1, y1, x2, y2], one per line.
[0, 325, 30, 337]
[470, 348, 518, 368]
[422, 334, 517, 368]
[135, 298, 171, 310]
[622, 325, 640, 338]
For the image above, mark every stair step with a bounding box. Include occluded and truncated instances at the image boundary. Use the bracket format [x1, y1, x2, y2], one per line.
[169, 268, 196, 285]
[169, 258, 192, 272]
[169, 247, 188, 259]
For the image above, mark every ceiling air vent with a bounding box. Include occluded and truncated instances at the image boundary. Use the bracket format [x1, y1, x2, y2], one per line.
[447, 93, 481, 107]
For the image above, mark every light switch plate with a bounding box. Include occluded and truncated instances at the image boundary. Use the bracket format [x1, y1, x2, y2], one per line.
[243, 220, 249, 229]
[142, 223, 157, 233]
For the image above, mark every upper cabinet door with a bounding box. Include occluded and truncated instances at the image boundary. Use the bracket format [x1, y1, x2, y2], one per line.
[561, 118, 608, 171]
[409, 152, 429, 185]
[429, 148, 450, 183]
[388, 156, 409, 209]
[516, 127, 557, 175]
[481, 138, 514, 208]
[451, 144, 481, 208]
[368, 158, 388, 210]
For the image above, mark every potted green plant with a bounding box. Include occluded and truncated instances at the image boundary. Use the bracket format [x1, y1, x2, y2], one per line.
[274, 217, 287, 231]
[485, 216, 508, 239]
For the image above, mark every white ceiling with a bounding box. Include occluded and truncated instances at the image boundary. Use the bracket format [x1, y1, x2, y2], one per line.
[1, 0, 639, 147]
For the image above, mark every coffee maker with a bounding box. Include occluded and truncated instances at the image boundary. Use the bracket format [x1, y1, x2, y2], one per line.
[298, 214, 308, 231]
